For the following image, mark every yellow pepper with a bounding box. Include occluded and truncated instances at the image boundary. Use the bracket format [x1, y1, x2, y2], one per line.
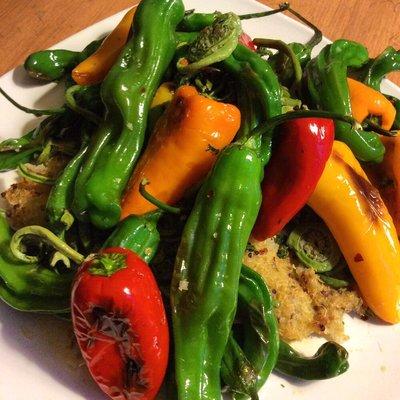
[347, 77, 396, 130]
[308, 141, 400, 323]
[151, 82, 175, 108]
[365, 135, 400, 235]
[72, 7, 136, 85]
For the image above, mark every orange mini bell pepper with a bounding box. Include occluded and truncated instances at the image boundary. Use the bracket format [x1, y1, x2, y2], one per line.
[72, 7, 136, 85]
[347, 77, 396, 130]
[308, 141, 400, 324]
[120, 85, 241, 218]
[365, 135, 400, 234]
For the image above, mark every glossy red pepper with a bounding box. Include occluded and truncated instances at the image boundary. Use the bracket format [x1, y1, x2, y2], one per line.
[239, 32, 256, 51]
[71, 247, 169, 400]
[253, 118, 335, 240]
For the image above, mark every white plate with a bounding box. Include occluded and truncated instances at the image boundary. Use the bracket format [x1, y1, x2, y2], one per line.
[0, 1, 399, 399]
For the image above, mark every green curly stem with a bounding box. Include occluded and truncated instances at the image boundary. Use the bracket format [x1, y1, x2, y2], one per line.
[239, 3, 289, 20]
[0, 87, 65, 116]
[64, 85, 102, 125]
[253, 38, 302, 85]
[284, 3, 322, 49]
[10, 225, 84, 265]
[139, 179, 181, 214]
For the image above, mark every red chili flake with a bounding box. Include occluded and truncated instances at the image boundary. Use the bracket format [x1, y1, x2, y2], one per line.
[354, 253, 364, 262]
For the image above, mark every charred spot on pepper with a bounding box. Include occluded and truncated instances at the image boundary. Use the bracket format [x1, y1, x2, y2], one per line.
[124, 357, 148, 392]
[354, 253, 364, 262]
[333, 152, 386, 224]
[206, 144, 220, 155]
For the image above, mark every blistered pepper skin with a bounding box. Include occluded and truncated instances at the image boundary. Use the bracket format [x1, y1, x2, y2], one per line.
[308, 141, 400, 323]
[365, 136, 400, 235]
[72, 247, 169, 400]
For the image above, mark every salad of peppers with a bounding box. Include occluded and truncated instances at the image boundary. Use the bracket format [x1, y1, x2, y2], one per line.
[0, 1, 400, 399]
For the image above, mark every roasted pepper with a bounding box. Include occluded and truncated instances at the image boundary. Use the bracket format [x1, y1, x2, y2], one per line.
[121, 85, 240, 218]
[221, 265, 279, 399]
[171, 143, 264, 400]
[253, 117, 335, 240]
[347, 78, 396, 130]
[72, 247, 169, 400]
[351, 46, 400, 91]
[72, 7, 136, 85]
[72, 0, 185, 229]
[24, 39, 102, 82]
[365, 136, 400, 235]
[306, 40, 385, 162]
[308, 141, 400, 323]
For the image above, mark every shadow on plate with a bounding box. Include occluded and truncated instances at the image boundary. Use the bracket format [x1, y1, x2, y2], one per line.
[0, 301, 107, 399]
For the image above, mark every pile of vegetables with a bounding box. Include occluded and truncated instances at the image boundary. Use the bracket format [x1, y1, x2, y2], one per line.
[1, 0, 400, 399]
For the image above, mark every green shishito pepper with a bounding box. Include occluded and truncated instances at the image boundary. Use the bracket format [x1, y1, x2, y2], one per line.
[221, 265, 279, 399]
[24, 38, 103, 82]
[72, 0, 185, 230]
[224, 265, 349, 390]
[306, 39, 385, 162]
[171, 143, 264, 400]
[0, 211, 72, 313]
[355, 47, 400, 91]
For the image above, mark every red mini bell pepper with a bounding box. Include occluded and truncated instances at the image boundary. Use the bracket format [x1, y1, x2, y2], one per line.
[71, 247, 169, 400]
[253, 118, 335, 240]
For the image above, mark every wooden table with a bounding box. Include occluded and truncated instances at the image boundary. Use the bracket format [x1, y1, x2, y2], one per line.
[0, 0, 399, 84]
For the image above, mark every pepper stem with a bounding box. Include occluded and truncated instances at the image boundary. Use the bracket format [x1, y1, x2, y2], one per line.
[251, 110, 357, 138]
[65, 85, 102, 125]
[10, 225, 84, 265]
[0, 87, 65, 117]
[364, 119, 398, 137]
[284, 3, 322, 49]
[139, 179, 181, 214]
[253, 38, 302, 85]
[239, 3, 289, 20]
[89, 253, 127, 277]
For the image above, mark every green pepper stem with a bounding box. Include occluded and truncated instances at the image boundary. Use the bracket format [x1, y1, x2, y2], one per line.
[65, 85, 102, 125]
[253, 38, 302, 85]
[364, 119, 398, 137]
[252, 109, 356, 138]
[239, 3, 289, 20]
[285, 4, 322, 49]
[10, 225, 84, 265]
[0, 87, 65, 116]
[139, 179, 181, 214]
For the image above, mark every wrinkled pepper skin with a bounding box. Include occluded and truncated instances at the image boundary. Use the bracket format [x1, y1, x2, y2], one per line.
[72, 247, 169, 400]
[121, 85, 240, 218]
[221, 265, 279, 399]
[276, 340, 349, 380]
[0, 211, 72, 313]
[102, 212, 161, 263]
[24, 39, 102, 81]
[46, 144, 88, 234]
[72, 7, 136, 86]
[365, 136, 400, 235]
[253, 118, 335, 240]
[347, 78, 396, 130]
[308, 141, 400, 323]
[306, 40, 385, 162]
[72, 0, 185, 229]
[171, 143, 263, 400]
